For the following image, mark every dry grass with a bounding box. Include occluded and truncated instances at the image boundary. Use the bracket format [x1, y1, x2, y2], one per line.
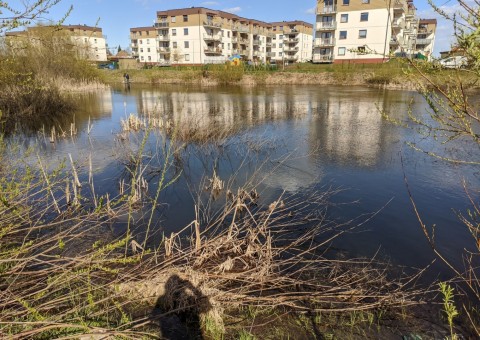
[0, 123, 431, 339]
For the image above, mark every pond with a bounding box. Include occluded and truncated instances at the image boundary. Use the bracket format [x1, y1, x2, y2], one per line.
[9, 84, 479, 282]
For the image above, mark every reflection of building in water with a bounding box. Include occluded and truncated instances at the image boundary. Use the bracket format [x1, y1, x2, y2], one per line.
[308, 90, 410, 168]
[135, 88, 312, 139]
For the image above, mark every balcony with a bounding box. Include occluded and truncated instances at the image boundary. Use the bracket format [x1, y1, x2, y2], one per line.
[284, 46, 299, 52]
[284, 55, 298, 61]
[239, 49, 248, 56]
[390, 38, 399, 45]
[156, 35, 170, 41]
[203, 20, 222, 29]
[253, 39, 261, 46]
[203, 33, 222, 41]
[157, 47, 171, 54]
[232, 37, 238, 43]
[131, 42, 138, 48]
[393, 0, 407, 12]
[155, 22, 169, 28]
[284, 37, 300, 43]
[313, 54, 333, 63]
[316, 22, 337, 31]
[314, 38, 335, 47]
[267, 52, 275, 57]
[266, 42, 272, 47]
[253, 51, 262, 57]
[233, 25, 249, 33]
[204, 47, 222, 55]
[415, 38, 432, 45]
[316, 6, 337, 14]
[239, 39, 249, 45]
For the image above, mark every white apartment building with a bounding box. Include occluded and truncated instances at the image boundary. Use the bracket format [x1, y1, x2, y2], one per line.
[130, 7, 313, 65]
[5, 25, 108, 62]
[313, 0, 436, 63]
[130, 27, 158, 63]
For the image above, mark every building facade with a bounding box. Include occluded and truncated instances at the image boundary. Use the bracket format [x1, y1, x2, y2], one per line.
[313, 0, 437, 63]
[130, 7, 313, 66]
[5, 25, 108, 62]
[130, 27, 158, 63]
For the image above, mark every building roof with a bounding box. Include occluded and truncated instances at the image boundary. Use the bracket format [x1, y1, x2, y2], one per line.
[419, 19, 437, 25]
[130, 26, 156, 32]
[270, 21, 313, 28]
[156, 7, 312, 29]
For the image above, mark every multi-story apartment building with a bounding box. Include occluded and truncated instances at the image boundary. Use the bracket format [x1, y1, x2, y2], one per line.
[270, 21, 314, 64]
[414, 19, 436, 58]
[130, 26, 158, 63]
[130, 7, 313, 66]
[5, 25, 108, 62]
[313, 0, 436, 63]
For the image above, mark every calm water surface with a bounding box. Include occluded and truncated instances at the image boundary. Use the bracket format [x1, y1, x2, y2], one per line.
[12, 84, 479, 280]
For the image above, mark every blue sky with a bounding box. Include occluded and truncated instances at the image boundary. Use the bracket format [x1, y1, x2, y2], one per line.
[35, 0, 454, 56]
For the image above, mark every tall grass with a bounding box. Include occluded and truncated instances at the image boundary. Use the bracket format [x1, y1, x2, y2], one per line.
[0, 26, 104, 134]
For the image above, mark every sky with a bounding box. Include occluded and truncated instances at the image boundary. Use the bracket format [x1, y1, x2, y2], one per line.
[27, 0, 458, 57]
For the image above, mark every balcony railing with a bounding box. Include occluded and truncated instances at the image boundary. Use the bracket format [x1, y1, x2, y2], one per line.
[284, 55, 298, 61]
[155, 22, 169, 28]
[233, 25, 249, 33]
[415, 38, 432, 45]
[284, 46, 299, 52]
[316, 22, 337, 30]
[204, 47, 222, 54]
[253, 39, 261, 45]
[203, 20, 222, 28]
[253, 51, 262, 57]
[239, 39, 249, 45]
[156, 35, 170, 41]
[267, 52, 275, 57]
[203, 33, 222, 41]
[314, 38, 335, 46]
[390, 38, 400, 45]
[316, 6, 337, 14]
[157, 47, 171, 54]
[284, 37, 299, 43]
[313, 55, 333, 63]
[239, 49, 248, 55]
[394, 0, 407, 11]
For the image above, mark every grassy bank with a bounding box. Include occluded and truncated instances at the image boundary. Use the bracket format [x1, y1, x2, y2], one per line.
[0, 27, 106, 134]
[103, 60, 479, 90]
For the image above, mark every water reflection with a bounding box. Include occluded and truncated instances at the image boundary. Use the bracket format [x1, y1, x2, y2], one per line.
[7, 84, 477, 277]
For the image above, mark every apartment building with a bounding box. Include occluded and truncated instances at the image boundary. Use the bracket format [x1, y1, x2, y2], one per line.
[130, 26, 158, 63]
[414, 19, 436, 58]
[130, 7, 313, 66]
[313, 0, 436, 63]
[5, 25, 108, 61]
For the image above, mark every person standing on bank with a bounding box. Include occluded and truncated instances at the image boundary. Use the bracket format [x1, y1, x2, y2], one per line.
[124, 73, 130, 84]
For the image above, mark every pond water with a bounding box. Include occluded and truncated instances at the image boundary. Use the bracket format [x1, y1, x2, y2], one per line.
[10, 84, 479, 281]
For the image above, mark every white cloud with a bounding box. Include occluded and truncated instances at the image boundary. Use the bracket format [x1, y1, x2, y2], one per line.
[222, 6, 241, 13]
[305, 7, 316, 15]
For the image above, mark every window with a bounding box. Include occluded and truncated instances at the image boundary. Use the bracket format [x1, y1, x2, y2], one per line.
[147, 48, 150, 52]
[343, 0, 349, 5]
[140, 40, 143, 44]
[279, 43, 283, 48]
[228, 43, 230, 49]
[360, 12, 369, 21]
[172, 29, 177, 36]
[339, 31, 347, 39]
[362, 0, 370, 3]
[140, 48, 143, 52]
[279, 52, 283, 56]
[337, 47, 346, 56]
[94, 38, 97, 43]
[184, 28, 189, 35]
[340, 14, 348, 23]
[141, 56, 144, 61]
[171, 16, 176, 22]
[183, 15, 188, 22]
[185, 54, 190, 61]
[273, 43, 276, 48]
[147, 39, 150, 44]
[221, 30, 224, 37]
[227, 31, 230, 38]
[359, 30, 367, 38]
[184, 41, 189, 48]
[172, 42, 177, 48]
[146, 31, 150, 35]
[148, 56, 151, 61]
[280, 26, 283, 31]
[279, 35, 283, 39]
